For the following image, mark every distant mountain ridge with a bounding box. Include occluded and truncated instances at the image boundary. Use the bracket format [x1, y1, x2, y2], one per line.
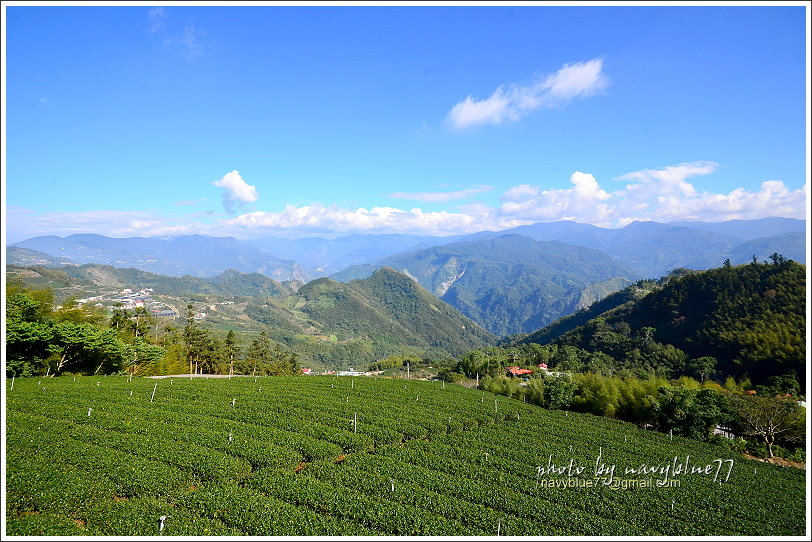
[728, 232, 807, 265]
[10, 218, 806, 335]
[245, 233, 462, 275]
[13, 218, 803, 283]
[666, 217, 806, 239]
[6, 263, 295, 298]
[332, 234, 637, 336]
[485, 217, 806, 278]
[13, 234, 308, 281]
[6, 246, 78, 268]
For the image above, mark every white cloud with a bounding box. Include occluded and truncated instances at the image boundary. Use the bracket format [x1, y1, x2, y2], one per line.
[175, 198, 207, 206]
[501, 184, 539, 202]
[9, 164, 806, 242]
[446, 90, 514, 131]
[179, 24, 206, 60]
[545, 59, 608, 100]
[498, 171, 613, 223]
[148, 7, 167, 34]
[4, 208, 211, 244]
[615, 161, 717, 199]
[495, 163, 807, 227]
[388, 185, 493, 203]
[446, 58, 608, 131]
[223, 204, 482, 237]
[147, 8, 207, 60]
[212, 170, 258, 214]
[640, 180, 806, 222]
[570, 171, 611, 201]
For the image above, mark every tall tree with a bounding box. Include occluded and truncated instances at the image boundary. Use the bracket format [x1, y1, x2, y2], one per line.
[48, 321, 129, 375]
[224, 330, 239, 376]
[652, 387, 727, 440]
[687, 356, 718, 383]
[543, 374, 575, 410]
[731, 394, 805, 457]
[6, 286, 55, 376]
[183, 304, 209, 375]
[244, 331, 273, 375]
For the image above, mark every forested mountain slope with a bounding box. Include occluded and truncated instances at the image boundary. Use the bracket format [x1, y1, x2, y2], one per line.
[7, 265, 495, 373]
[296, 268, 496, 358]
[6, 264, 295, 298]
[515, 258, 806, 389]
[333, 235, 636, 336]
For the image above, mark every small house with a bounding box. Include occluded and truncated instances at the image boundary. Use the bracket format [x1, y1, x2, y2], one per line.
[507, 366, 533, 377]
[713, 425, 737, 439]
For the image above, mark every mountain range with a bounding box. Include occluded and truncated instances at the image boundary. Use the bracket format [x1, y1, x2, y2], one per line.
[7, 263, 494, 368]
[10, 234, 309, 282]
[331, 234, 635, 336]
[12, 217, 804, 280]
[8, 217, 806, 337]
[5, 263, 297, 299]
[6, 246, 78, 268]
[233, 266, 497, 366]
[476, 217, 807, 278]
[244, 233, 458, 275]
[293, 267, 496, 358]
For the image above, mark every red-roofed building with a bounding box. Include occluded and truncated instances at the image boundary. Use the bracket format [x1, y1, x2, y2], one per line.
[538, 363, 548, 369]
[507, 366, 533, 377]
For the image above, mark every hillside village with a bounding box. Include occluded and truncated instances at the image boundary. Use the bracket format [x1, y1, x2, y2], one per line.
[72, 287, 180, 319]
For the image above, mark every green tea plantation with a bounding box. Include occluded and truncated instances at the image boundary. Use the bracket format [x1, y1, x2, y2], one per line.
[4, 375, 807, 536]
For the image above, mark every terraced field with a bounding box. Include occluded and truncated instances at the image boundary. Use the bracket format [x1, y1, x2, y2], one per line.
[5, 375, 807, 536]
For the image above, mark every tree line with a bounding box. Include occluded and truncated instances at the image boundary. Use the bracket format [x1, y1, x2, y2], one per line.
[475, 370, 805, 460]
[5, 279, 300, 378]
[429, 339, 804, 460]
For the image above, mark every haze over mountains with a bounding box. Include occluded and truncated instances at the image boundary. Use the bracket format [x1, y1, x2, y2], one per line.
[8, 217, 806, 337]
[10, 234, 309, 282]
[12, 217, 805, 278]
[473, 217, 807, 278]
[243, 234, 456, 275]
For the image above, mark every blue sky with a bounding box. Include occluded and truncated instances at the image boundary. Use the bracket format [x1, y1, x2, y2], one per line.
[3, 2, 809, 243]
